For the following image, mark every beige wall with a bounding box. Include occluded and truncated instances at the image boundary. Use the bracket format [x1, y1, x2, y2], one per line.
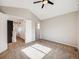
[40, 12, 77, 47]
[77, 11, 79, 49]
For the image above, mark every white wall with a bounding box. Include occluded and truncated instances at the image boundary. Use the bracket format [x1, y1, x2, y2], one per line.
[40, 12, 77, 47]
[35, 23, 40, 40]
[0, 13, 8, 53]
[0, 6, 40, 40]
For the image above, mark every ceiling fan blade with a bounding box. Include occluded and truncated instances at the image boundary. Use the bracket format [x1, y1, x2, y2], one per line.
[48, 0, 54, 5]
[43, 0, 44, 1]
[33, 1, 42, 4]
[42, 4, 44, 8]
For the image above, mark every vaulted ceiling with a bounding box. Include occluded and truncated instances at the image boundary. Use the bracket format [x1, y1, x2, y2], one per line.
[0, 0, 78, 20]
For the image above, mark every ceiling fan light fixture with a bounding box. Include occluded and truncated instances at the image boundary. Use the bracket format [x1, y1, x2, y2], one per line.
[33, 0, 54, 8]
[43, 1, 48, 4]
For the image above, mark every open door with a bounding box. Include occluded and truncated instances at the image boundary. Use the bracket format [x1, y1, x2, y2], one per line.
[7, 20, 13, 43]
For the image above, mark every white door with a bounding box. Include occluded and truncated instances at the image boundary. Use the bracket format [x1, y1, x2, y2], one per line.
[25, 20, 35, 43]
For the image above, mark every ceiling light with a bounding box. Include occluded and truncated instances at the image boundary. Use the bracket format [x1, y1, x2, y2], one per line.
[43, 1, 48, 4]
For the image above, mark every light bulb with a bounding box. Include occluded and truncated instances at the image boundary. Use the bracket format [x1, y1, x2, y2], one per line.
[43, 1, 48, 4]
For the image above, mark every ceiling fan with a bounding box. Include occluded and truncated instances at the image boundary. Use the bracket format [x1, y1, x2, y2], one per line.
[33, 0, 54, 8]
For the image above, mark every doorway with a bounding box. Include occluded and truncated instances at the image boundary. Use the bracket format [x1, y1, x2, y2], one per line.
[7, 20, 13, 43]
